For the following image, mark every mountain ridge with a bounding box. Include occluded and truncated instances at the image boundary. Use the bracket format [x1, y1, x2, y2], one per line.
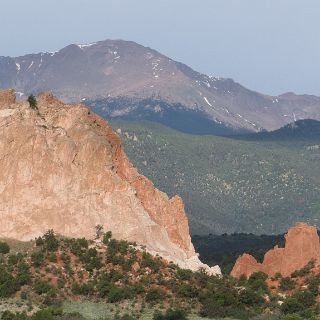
[2, 39, 320, 133]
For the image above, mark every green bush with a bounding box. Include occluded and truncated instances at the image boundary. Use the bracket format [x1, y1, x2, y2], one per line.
[33, 279, 52, 295]
[48, 252, 57, 263]
[248, 271, 268, 292]
[8, 253, 23, 266]
[0, 267, 18, 297]
[146, 288, 165, 303]
[291, 260, 315, 278]
[35, 237, 44, 247]
[141, 252, 161, 272]
[281, 296, 303, 315]
[154, 308, 187, 320]
[103, 231, 112, 245]
[31, 251, 45, 267]
[16, 261, 31, 286]
[238, 288, 264, 306]
[176, 268, 193, 281]
[177, 284, 198, 298]
[70, 238, 88, 256]
[27, 95, 38, 111]
[306, 275, 320, 296]
[96, 270, 123, 297]
[108, 285, 124, 302]
[71, 282, 94, 296]
[281, 314, 303, 320]
[43, 230, 59, 252]
[272, 272, 282, 280]
[279, 277, 296, 291]
[0, 241, 10, 254]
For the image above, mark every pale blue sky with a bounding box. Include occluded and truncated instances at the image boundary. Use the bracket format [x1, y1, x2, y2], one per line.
[1, 0, 319, 95]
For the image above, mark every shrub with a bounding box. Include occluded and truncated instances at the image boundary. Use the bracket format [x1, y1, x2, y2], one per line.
[146, 288, 165, 303]
[248, 271, 268, 292]
[0, 241, 10, 254]
[70, 238, 88, 256]
[71, 282, 94, 296]
[16, 261, 31, 286]
[281, 314, 304, 320]
[141, 252, 161, 272]
[279, 277, 296, 291]
[108, 285, 124, 302]
[31, 251, 44, 267]
[95, 224, 103, 239]
[0, 267, 18, 297]
[103, 231, 112, 245]
[96, 270, 123, 297]
[177, 268, 193, 281]
[32, 309, 54, 320]
[35, 237, 44, 247]
[8, 253, 23, 266]
[177, 284, 198, 298]
[108, 239, 129, 255]
[238, 288, 264, 306]
[43, 230, 59, 252]
[291, 260, 315, 278]
[281, 296, 303, 315]
[272, 272, 282, 280]
[33, 279, 52, 295]
[281, 290, 315, 316]
[27, 95, 38, 110]
[48, 252, 57, 263]
[306, 275, 320, 296]
[154, 308, 187, 320]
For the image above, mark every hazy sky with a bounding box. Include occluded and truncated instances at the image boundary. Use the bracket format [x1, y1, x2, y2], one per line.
[1, 0, 319, 96]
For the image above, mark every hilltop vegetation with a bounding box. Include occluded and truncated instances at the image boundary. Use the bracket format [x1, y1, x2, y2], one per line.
[1, 230, 320, 320]
[110, 120, 320, 235]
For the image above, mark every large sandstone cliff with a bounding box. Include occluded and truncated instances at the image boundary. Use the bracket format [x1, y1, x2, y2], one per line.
[231, 222, 320, 278]
[0, 89, 220, 275]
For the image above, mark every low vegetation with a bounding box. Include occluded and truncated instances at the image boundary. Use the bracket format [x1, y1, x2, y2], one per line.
[110, 120, 320, 235]
[0, 231, 320, 319]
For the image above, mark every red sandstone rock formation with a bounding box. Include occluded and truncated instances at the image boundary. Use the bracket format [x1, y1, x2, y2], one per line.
[0, 89, 220, 275]
[231, 222, 320, 278]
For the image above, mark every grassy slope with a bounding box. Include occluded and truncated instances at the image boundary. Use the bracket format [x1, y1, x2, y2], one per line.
[111, 120, 320, 235]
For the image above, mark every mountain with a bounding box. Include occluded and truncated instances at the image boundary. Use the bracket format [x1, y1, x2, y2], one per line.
[245, 119, 320, 141]
[1, 39, 320, 133]
[231, 222, 320, 278]
[110, 120, 320, 235]
[0, 89, 220, 275]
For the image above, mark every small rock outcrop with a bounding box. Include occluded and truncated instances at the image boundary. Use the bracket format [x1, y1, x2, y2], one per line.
[231, 222, 320, 278]
[0, 89, 220, 275]
[0, 88, 16, 106]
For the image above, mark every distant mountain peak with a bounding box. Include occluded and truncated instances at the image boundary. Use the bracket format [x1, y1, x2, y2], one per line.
[1, 39, 320, 133]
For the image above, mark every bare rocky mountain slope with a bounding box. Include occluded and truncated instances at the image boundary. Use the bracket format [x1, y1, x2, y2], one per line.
[1, 39, 320, 132]
[0, 89, 220, 275]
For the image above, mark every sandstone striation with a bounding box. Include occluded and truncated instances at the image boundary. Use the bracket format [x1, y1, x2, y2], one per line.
[231, 222, 320, 278]
[0, 89, 220, 275]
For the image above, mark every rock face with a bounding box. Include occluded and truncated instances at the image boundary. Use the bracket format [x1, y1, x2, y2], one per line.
[0, 89, 220, 275]
[231, 222, 320, 278]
